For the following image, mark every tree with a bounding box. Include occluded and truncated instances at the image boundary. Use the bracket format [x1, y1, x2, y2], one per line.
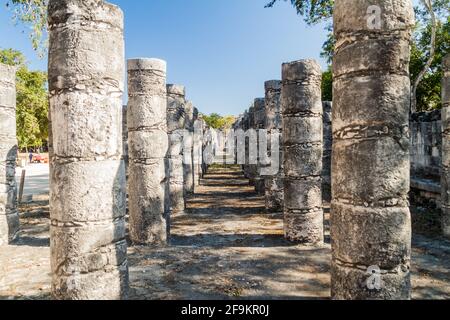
[267, 0, 449, 113]
[5, 0, 48, 57]
[322, 68, 332, 102]
[0, 48, 49, 150]
[202, 113, 236, 130]
[411, 0, 450, 112]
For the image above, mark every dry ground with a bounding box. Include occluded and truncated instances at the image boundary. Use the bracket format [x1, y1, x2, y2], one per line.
[1, 166, 449, 300]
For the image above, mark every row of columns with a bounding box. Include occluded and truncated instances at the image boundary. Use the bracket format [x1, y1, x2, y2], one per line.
[0, 0, 447, 300]
[232, 0, 420, 299]
[45, 0, 209, 299]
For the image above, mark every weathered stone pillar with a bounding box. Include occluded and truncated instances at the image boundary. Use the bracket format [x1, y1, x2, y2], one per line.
[247, 106, 257, 185]
[48, 0, 128, 299]
[193, 108, 203, 189]
[264, 80, 284, 213]
[167, 84, 186, 214]
[254, 98, 266, 195]
[322, 102, 332, 202]
[0, 63, 19, 246]
[282, 60, 323, 244]
[242, 110, 250, 178]
[127, 58, 170, 245]
[183, 101, 195, 195]
[122, 105, 129, 175]
[331, 0, 414, 299]
[442, 54, 450, 237]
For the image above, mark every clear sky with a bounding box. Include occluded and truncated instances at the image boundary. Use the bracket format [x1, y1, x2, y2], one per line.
[0, 0, 329, 116]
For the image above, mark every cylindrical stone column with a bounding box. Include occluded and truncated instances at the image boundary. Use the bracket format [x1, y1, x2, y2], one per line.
[48, 0, 128, 300]
[331, 0, 414, 299]
[442, 54, 450, 237]
[254, 98, 266, 195]
[322, 102, 332, 202]
[193, 108, 203, 189]
[167, 84, 186, 214]
[183, 101, 195, 195]
[264, 80, 284, 213]
[127, 59, 170, 245]
[282, 60, 324, 244]
[0, 63, 19, 246]
[247, 106, 257, 185]
[122, 105, 129, 176]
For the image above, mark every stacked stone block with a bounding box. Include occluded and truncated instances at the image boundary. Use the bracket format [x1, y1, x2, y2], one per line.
[127, 58, 170, 246]
[442, 53, 450, 237]
[167, 84, 186, 213]
[48, 0, 128, 300]
[322, 102, 332, 202]
[282, 60, 324, 244]
[183, 101, 195, 195]
[264, 80, 284, 213]
[0, 63, 19, 246]
[331, 0, 414, 299]
[254, 98, 266, 195]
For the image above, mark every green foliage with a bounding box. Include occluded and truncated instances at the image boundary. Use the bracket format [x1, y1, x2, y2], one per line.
[268, 0, 449, 112]
[5, 0, 48, 56]
[411, 2, 450, 111]
[321, 68, 332, 102]
[0, 48, 49, 150]
[202, 113, 236, 130]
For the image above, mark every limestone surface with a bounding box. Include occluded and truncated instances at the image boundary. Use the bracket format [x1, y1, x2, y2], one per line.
[167, 85, 186, 213]
[127, 58, 170, 246]
[253, 98, 266, 196]
[442, 54, 450, 238]
[264, 80, 284, 213]
[0, 63, 19, 246]
[48, 0, 128, 300]
[282, 60, 324, 245]
[331, 0, 415, 300]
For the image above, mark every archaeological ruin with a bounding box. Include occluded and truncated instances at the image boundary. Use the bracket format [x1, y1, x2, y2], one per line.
[0, 63, 19, 246]
[0, 0, 449, 302]
[331, 0, 414, 299]
[47, 0, 129, 299]
[127, 58, 170, 246]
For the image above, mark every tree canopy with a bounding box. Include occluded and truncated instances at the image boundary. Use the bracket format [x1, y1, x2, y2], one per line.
[4, 0, 449, 113]
[5, 0, 48, 57]
[202, 113, 236, 130]
[268, 0, 449, 112]
[1, 48, 49, 150]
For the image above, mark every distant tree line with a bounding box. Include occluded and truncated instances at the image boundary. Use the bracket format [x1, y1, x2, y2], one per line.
[0, 48, 48, 151]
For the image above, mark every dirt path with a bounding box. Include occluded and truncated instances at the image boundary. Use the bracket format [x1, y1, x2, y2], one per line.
[0, 166, 449, 299]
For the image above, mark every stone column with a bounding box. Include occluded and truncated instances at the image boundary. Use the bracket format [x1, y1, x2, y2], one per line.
[122, 105, 129, 175]
[247, 106, 257, 185]
[322, 102, 332, 202]
[442, 54, 450, 237]
[167, 84, 186, 214]
[282, 60, 323, 244]
[0, 63, 19, 246]
[331, 0, 414, 299]
[48, 0, 128, 299]
[183, 101, 195, 195]
[127, 58, 170, 245]
[254, 98, 266, 195]
[193, 108, 203, 189]
[264, 80, 284, 213]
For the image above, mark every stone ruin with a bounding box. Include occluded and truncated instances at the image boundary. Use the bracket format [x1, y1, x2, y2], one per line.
[1, 0, 449, 300]
[47, 0, 128, 299]
[127, 58, 170, 246]
[0, 63, 19, 246]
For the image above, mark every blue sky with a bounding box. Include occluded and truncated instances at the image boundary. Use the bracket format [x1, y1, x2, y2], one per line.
[0, 0, 329, 116]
